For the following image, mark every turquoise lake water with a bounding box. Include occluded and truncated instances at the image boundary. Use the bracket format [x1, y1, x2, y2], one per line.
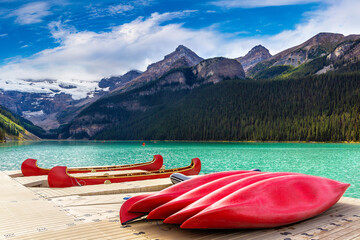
[0, 141, 359, 198]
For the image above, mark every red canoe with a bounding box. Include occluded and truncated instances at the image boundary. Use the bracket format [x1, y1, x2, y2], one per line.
[164, 172, 301, 224]
[128, 171, 254, 213]
[120, 170, 254, 224]
[48, 158, 201, 188]
[21, 155, 164, 176]
[180, 175, 350, 229]
[120, 193, 153, 225]
[147, 171, 264, 220]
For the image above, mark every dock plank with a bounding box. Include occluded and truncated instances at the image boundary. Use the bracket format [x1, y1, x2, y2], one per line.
[0, 172, 75, 240]
[30, 178, 172, 198]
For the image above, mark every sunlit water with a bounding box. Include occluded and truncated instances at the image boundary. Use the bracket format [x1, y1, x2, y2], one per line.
[1, 141, 359, 198]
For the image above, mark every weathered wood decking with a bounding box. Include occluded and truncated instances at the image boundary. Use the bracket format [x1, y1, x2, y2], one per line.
[1, 170, 360, 240]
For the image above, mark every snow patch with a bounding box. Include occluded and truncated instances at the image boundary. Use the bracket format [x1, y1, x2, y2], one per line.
[22, 110, 45, 117]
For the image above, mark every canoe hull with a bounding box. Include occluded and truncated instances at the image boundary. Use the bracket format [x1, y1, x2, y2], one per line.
[48, 158, 201, 188]
[128, 170, 254, 214]
[147, 171, 263, 220]
[180, 175, 350, 229]
[164, 172, 301, 224]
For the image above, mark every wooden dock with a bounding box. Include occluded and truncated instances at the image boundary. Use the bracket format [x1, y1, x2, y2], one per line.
[1, 170, 360, 240]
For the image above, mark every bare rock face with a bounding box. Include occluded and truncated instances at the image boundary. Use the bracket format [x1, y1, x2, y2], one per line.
[247, 32, 358, 76]
[272, 33, 344, 67]
[118, 45, 203, 92]
[236, 45, 272, 73]
[193, 57, 245, 83]
[98, 70, 142, 90]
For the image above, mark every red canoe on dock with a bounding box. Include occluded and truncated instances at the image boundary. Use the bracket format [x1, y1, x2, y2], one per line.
[164, 172, 302, 224]
[121, 172, 349, 229]
[180, 175, 350, 229]
[120, 170, 255, 224]
[147, 171, 264, 220]
[21, 155, 164, 176]
[48, 158, 201, 188]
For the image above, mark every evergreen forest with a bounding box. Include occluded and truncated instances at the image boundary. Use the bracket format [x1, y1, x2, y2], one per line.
[88, 72, 360, 142]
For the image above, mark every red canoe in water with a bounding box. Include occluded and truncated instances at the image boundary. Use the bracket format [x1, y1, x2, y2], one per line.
[120, 170, 255, 224]
[21, 155, 164, 176]
[180, 175, 350, 229]
[48, 158, 201, 188]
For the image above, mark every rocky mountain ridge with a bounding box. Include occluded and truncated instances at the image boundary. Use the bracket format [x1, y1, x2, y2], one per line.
[98, 70, 142, 91]
[236, 45, 272, 73]
[248, 32, 360, 78]
[114, 45, 204, 93]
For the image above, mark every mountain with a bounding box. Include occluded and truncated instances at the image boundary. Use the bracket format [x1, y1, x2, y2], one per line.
[58, 32, 360, 142]
[59, 57, 245, 139]
[0, 69, 143, 130]
[248, 33, 360, 79]
[115, 45, 204, 92]
[236, 45, 272, 73]
[98, 70, 142, 91]
[0, 45, 203, 131]
[0, 105, 41, 141]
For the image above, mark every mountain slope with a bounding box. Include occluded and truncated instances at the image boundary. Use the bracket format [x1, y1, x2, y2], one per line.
[59, 57, 245, 139]
[0, 105, 41, 141]
[61, 72, 360, 142]
[98, 70, 142, 91]
[236, 45, 272, 73]
[115, 45, 204, 93]
[249, 33, 360, 79]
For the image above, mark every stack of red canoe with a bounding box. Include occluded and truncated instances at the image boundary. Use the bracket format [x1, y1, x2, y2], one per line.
[120, 171, 350, 229]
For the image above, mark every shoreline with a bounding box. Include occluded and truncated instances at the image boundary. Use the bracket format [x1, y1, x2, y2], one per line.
[2, 139, 360, 144]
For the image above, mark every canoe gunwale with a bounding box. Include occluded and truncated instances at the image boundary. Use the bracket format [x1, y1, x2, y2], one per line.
[21, 155, 163, 176]
[67, 158, 199, 180]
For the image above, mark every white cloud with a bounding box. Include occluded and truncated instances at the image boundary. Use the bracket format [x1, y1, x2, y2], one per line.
[263, 0, 360, 53]
[86, 0, 154, 18]
[0, 33, 7, 37]
[210, 0, 323, 8]
[0, 1, 359, 99]
[0, 11, 218, 99]
[108, 4, 134, 15]
[7, 2, 51, 25]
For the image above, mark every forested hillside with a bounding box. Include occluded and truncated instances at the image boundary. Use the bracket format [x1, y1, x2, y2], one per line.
[0, 106, 41, 141]
[61, 72, 360, 142]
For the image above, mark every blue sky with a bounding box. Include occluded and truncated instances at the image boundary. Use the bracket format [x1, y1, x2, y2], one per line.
[0, 0, 322, 62]
[0, 0, 359, 98]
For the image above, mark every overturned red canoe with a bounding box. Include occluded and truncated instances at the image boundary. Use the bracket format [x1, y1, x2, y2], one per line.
[21, 155, 164, 176]
[147, 171, 264, 220]
[48, 158, 201, 188]
[120, 170, 254, 224]
[120, 193, 153, 225]
[164, 172, 301, 224]
[181, 175, 350, 229]
[128, 170, 254, 213]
